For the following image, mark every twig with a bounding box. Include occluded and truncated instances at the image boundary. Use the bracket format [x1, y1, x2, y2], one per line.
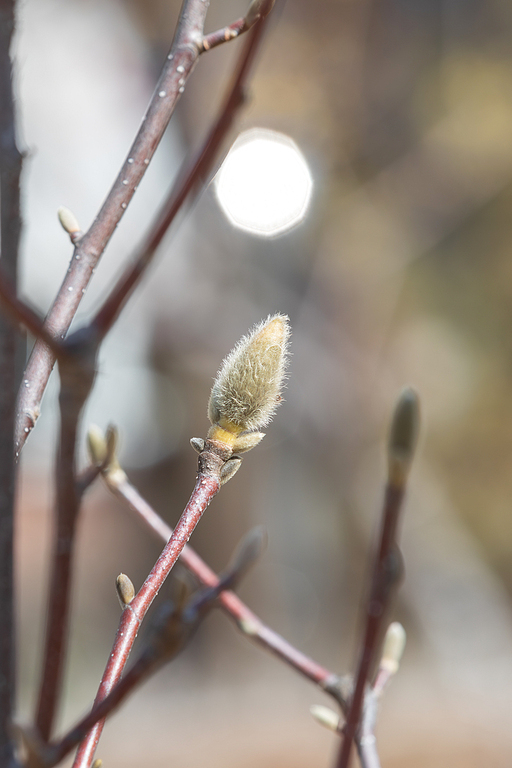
[45, 531, 266, 767]
[91, 0, 275, 339]
[71, 439, 230, 768]
[105, 469, 338, 691]
[14, 0, 215, 454]
[0, 1, 23, 764]
[35, 331, 99, 741]
[335, 389, 419, 768]
[0, 270, 63, 358]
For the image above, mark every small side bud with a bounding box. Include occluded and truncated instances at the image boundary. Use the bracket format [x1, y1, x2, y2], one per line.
[237, 616, 259, 636]
[116, 573, 135, 608]
[208, 314, 290, 446]
[220, 457, 242, 485]
[87, 424, 107, 465]
[310, 704, 340, 733]
[92, 760, 103, 768]
[380, 621, 406, 676]
[190, 437, 205, 454]
[388, 387, 420, 487]
[58, 206, 81, 241]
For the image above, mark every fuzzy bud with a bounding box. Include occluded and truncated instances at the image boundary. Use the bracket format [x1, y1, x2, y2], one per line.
[208, 315, 290, 449]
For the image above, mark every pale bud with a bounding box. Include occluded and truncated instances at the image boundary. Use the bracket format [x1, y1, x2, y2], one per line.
[208, 315, 290, 449]
[87, 424, 107, 465]
[310, 704, 340, 732]
[380, 621, 406, 675]
[58, 206, 81, 237]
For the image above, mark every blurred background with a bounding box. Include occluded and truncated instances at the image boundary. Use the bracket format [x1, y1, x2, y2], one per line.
[12, 0, 512, 765]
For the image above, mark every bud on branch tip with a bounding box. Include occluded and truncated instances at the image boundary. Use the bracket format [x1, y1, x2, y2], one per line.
[207, 314, 290, 451]
[388, 386, 420, 487]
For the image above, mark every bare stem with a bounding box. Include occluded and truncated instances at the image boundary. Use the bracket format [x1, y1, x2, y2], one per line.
[0, 1, 23, 764]
[334, 482, 405, 768]
[72, 441, 227, 768]
[35, 335, 98, 741]
[14, 0, 212, 455]
[106, 472, 336, 690]
[92, 0, 274, 339]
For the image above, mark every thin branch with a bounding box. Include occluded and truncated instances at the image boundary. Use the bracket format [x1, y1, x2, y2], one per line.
[46, 531, 266, 767]
[14, 0, 212, 455]
[335, 390, 419, 768]
[106, 470, 338, 691]
[201, 0, 275, 52]
[91, 0, 275, 339]
[34, 332, 99, 741]
[71, 439, 229, 768]
[0, 269, 63, 358]
[0, 1, 23, 764]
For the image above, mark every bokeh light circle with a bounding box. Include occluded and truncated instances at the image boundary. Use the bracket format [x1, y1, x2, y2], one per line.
[215, 128, 313, 237]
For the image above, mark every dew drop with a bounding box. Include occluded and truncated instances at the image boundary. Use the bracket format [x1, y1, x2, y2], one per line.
[24, 427, 29, 433]
[122, 179, 128, 185]
[179, 86, 184, 93]
[127, 158, 134, 164]
[158, 90, 166, 98]
[144, 159, 149, 165]
[75, 254, 80, 260]
[121, 202, 127, 209]
[177, 65, 185, 73]
[68, 286, 73, 292]
[168, 54, 173, 60]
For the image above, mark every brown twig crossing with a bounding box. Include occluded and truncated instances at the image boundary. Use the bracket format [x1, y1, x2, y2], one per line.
[71, 440, 230, 768]
[91, 0, 275, 339]
[14, 0, 274, 456]
[102, 465, 337, 690]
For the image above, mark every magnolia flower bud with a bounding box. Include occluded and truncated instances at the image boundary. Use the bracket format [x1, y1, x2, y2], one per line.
[207, 315, 290, 450]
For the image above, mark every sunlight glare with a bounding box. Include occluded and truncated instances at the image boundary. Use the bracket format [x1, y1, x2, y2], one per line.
[215, 129, 313, 237]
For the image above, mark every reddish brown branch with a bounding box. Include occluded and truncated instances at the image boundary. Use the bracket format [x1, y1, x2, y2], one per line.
[35, 335, 98, 741]
[0, 2, 22, 764]
[335, 483, 404, 768]
[14, 0, 212, 455]
[105, 472, 336, 690]
[0, 270, 63, 358]
[72, 445, 226, 768]
[92, 0, 275, 339]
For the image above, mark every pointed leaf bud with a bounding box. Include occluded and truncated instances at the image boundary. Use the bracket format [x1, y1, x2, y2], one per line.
[87, 424, 107, 466]
[190, 437, 205, 454]
[310, 704, 340, 733]
[208, 315, 290, 447]
[380, 621, 406, 676]
[388, 387, 420, 487]
[58, 206, 81, 241]
[220, 457, 243, 485]
[116, 573, 135, 608]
